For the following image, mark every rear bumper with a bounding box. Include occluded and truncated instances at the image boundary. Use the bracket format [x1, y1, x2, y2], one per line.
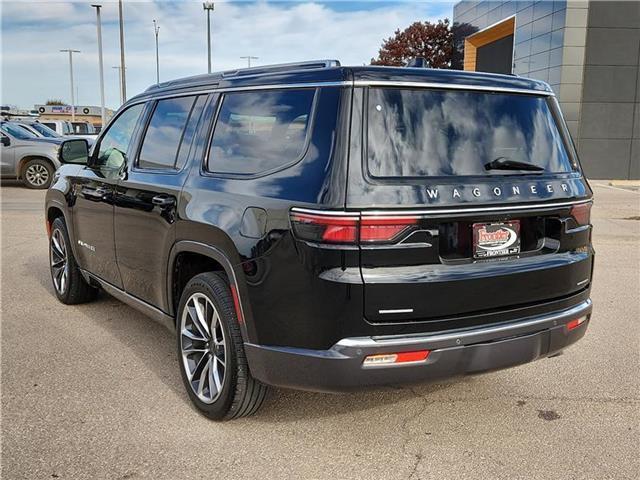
[244, 299, 592, 392]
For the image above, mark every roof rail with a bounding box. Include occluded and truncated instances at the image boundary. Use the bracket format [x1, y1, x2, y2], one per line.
[221, 59, 341, 78]
[145, 59, 340, 93]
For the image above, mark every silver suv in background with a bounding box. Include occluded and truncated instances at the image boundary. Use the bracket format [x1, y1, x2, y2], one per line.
[0, 121, 62, 189]
[13, 121, 62, 139]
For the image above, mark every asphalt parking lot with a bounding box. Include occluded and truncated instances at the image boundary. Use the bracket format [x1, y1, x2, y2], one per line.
[1, 180, 638, 480]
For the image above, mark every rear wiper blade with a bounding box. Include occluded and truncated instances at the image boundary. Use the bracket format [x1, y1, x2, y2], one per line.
[484, 157, 545, 172]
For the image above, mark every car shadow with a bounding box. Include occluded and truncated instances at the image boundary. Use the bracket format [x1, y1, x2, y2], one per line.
[25, 255, 463, 422]
[0, 179, 23, 187]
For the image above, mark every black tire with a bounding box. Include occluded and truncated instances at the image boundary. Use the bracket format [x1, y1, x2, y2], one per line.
[49, 217, 99, 304]
[22, 158, 54, 189]
[176, 272, 267, 420]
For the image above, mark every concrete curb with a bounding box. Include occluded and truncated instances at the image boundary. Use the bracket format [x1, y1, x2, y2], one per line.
[609, 180, 640, 187]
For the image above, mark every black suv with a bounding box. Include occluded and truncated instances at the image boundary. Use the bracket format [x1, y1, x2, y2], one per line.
[46, 60, 594, 420]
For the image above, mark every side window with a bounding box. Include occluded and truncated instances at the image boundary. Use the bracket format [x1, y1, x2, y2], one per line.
[138, 95, 204, 170]
[95, 103, 144, 169]
[206, 88, 315, 175]
[42, 123, 55, 131]
[175, 96, 207, 170]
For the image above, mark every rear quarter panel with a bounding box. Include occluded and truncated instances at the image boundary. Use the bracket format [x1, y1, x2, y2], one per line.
[176, 85, 359, 349]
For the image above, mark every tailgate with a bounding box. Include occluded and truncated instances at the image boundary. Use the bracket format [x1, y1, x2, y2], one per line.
[360, 201, 593, 325]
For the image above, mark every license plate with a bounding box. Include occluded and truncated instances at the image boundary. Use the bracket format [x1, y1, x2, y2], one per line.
[473, 221, 521, 259]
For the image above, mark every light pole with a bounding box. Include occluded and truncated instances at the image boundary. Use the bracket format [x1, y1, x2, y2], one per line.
[153, 19, 160, 84]
[240, 56, 258, 68]
[60, 49, 80, 121]
[118, 0, 127, 101]
[203, 2, 214, 73]
[91, 4, 106, 127]
[112, 66, 126, 105]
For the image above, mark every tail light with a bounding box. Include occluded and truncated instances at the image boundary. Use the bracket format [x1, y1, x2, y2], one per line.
[360, 217, 418, 243]
[290, 212, 359, 244]
[569, 202, 592, 227]
[290, 211, 418, 245]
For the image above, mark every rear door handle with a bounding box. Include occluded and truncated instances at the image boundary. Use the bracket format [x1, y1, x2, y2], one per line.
[152, 195, 176, 207]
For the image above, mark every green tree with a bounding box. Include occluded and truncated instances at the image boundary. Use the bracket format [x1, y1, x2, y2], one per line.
[371, 19, 453, 68]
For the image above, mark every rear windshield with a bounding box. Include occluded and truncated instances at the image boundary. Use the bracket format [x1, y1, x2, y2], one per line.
[73, 122, 89, 134]
[367, 88, 575, 178]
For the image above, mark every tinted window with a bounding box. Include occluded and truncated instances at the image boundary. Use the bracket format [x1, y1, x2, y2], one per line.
[95, 103, 144, 169]
[42, 123, 56, 131]
[30, 123, 59, 138]
[73, 122, 89, 134]
[1, 123, 36, 139]
[207, 89, 315, 175]
[138, 96, 197, 170]
[175, 96, 207, 170]
[367, 88, 575, 177]
[17, 124, 37, 136]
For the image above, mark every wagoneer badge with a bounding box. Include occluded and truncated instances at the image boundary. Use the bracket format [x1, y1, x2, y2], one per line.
[424, 183, 572, 202]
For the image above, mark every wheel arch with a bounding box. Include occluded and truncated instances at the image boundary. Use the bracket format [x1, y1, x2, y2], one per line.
[167, 241, 255, 343]
[45, 197, 84, 268]
[17, 154, 56, 178]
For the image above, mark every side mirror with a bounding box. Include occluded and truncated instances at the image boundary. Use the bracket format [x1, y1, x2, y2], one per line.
[59, 138, 89, 165]
[1, 135, 10, 147]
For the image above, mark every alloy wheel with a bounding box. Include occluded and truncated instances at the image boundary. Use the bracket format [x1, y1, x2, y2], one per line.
[50, 229, 68, 294]
[180, 293, 226, 404]
[25, 164, 49, 187]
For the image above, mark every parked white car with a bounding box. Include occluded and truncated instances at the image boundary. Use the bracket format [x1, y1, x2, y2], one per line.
[71, 121, 99, 140]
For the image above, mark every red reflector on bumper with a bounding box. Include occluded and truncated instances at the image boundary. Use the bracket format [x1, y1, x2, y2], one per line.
[566, 316, 587, 331]
[395, 350, 430, 363]
[363, 350, 430, 366]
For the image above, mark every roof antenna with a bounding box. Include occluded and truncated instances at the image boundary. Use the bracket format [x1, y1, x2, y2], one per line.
[406, 57, 429, 68]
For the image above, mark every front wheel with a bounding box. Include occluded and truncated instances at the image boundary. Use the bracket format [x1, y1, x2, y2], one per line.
[49, 217, 98, 304]
[177, 272, 267, 420]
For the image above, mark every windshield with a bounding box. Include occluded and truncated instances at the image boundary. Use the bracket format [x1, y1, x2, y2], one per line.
[30, 122, 60, 138]
[367, 88, 576, 178]
[17, 124, 37, 136]
[1, 123, 37, 140]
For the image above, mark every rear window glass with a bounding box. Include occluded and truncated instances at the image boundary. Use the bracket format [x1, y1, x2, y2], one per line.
[207, 89, 315, 175]
[138, 96, 197, 170]
[367, 88, 575, 178]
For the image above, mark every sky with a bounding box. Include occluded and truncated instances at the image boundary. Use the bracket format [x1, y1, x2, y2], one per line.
[1, 0, 453, 111]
